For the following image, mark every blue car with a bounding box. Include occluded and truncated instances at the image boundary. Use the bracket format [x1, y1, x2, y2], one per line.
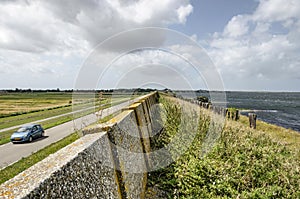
[11, 124, 45, 143]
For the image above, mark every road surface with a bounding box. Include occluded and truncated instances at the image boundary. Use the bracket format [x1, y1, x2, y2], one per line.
[0, 97, 142, 169]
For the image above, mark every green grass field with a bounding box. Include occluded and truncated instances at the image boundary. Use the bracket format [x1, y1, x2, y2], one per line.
[0, 92, 135, 145]
[0, 92, 72, 116]
[0, 92, 134, 117]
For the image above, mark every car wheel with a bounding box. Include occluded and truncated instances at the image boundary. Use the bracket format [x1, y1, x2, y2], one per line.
[28, 136, 33, 142]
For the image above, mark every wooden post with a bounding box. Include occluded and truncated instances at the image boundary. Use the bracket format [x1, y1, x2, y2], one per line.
[224, 108, 228, 117]
[235, 110, 239, 121]
[248, 113, 257, 129]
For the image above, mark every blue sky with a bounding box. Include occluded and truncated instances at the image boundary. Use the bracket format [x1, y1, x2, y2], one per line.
[0, 0, 299, 91]
[172, 0, 259, 37]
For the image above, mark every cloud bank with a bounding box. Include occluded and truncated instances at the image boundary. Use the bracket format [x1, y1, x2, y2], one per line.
[1, 0, 299, 91]
[0, 0, 193, 89]
[207, 0, 300, 91]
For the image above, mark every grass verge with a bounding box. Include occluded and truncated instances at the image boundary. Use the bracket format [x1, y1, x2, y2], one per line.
[0, 133, 80, 185]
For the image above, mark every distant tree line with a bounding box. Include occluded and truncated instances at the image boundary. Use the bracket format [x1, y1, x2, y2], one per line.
[0, 88, 158, 93]
[0, 88, 72, 93]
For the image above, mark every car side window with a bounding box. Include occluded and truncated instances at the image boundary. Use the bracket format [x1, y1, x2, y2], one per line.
[32, 126, 37, 131]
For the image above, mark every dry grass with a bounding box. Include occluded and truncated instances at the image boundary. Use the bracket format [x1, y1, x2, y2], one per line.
[0, 92, 72, 116]
[237, 115, 300, 152]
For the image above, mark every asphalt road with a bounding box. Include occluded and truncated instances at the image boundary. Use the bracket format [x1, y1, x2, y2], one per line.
[0, 98, 141, 169]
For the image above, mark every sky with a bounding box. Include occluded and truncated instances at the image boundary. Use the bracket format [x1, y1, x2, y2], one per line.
[0, 0, 299, 91]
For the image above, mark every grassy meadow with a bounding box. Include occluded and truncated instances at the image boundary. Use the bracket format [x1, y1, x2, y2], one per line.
[0, 92, 134, 145]
[0, 92, 72, 117]
[146, 96, 300, 198]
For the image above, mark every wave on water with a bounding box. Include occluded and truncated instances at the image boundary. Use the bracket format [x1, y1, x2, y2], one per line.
[240, 109, 278, 113]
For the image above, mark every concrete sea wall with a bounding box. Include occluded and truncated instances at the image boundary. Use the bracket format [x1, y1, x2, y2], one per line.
[0, 92, 161, 199]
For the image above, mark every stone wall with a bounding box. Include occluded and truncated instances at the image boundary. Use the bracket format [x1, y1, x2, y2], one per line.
[0, 92, 161, 199]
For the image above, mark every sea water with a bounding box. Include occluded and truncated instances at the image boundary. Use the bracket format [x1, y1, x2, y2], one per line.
[176, 91, 300, 132]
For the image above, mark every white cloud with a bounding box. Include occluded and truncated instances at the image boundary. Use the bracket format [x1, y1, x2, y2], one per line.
[0, 0, 193, 89]
[253, 0, 300, 22]
[43, 0, 193, 48]
[108, 0, 192, 24]
[97, 48, 207, 90]
[177, 4, 193, 24]
[223, 15, 250, 37]
[207, 0, 300, 90]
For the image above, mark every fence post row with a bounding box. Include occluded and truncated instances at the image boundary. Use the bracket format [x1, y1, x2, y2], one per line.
[182, 97, 258, 129]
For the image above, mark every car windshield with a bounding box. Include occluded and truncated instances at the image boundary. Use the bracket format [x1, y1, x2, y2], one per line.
[17, 127, 30, 132]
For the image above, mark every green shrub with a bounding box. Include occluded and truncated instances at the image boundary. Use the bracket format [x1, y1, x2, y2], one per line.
[196, 96, 209, 103]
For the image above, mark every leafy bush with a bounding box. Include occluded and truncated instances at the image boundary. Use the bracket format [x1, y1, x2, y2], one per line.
[196, 96, 209, 103]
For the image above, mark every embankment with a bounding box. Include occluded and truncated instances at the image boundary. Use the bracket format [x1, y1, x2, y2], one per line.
[146, 95, 300, 198]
